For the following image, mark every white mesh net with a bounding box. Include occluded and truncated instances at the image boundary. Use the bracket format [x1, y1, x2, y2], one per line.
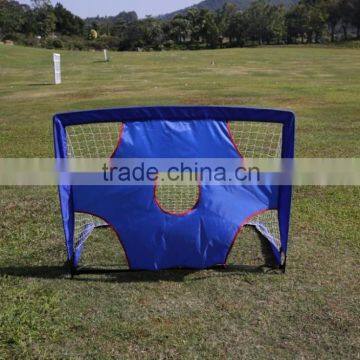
[155, 173, 199, 214]
[228, 121, 283, 158]
[65, 120, 283, 264]
[66, 123, 121, 158]
[228, 121, 283, 251]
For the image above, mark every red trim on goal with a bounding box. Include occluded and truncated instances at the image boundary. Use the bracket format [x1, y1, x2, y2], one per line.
[226, 121, 244, 159]
[226, 120, 249, 170]
[75, 210, 131, 269]
[110, 122, 124, 159]
[224, 208, 269, 265]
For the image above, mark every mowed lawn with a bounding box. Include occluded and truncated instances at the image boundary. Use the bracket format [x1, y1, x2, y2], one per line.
[0, 45, 359, 358]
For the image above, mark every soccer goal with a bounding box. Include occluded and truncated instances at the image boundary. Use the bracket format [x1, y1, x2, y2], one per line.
[54, 106, 295, 273]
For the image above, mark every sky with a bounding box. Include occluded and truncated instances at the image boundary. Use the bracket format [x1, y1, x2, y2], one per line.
[20, 0, 201, 18]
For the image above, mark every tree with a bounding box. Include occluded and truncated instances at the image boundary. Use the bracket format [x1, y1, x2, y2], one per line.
[169, 14, 191, 44]
[141, 17, 164, 49]
[185, 8, 202, 43]
[185, 9, 220, 48]
[326, 0, 341, 42]
[338, 0, 352, 40]
[111, 18, 127, 39]
[120, 21, 144, 50]
[244, 0, 285, 45]
[285, 3, 307, 43]
[0, 0, 31, 38]
[31, 0, 56, 37]
[226, 11, 246, 46]
[200, 10, 220, 48]
[216, 2, 237, 43]
[244, 0, 267, 44]
[350, 0, 360, 38]
[265, 4, 286, 44]
[115, 11, 137, 23]
[297, 0, 328, 43]
[54, 3, 84, 36]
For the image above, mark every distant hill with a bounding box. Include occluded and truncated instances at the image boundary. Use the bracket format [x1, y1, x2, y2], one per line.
[160, 0, 298, 20]
[85, 11, 138, 26]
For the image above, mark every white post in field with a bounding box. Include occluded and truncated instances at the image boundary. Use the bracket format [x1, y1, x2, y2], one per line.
[53, 53, 61, 85]
[104, 49, 108, 62]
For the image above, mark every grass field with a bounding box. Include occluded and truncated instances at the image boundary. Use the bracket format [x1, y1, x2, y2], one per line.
[0, 45, 359, 358]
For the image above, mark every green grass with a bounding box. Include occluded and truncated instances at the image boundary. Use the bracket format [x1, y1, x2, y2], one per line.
[0, 45, 359, 359]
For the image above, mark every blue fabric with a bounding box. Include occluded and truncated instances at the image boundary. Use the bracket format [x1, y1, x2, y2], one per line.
[116, 119, 239, 158]
[54, 106, 295, 270]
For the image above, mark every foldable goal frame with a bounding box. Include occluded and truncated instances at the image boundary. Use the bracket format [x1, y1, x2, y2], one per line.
[54, 106, 295, 273]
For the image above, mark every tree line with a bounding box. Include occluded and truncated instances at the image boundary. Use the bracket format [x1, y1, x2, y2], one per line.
[0, 0, 359, 51]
